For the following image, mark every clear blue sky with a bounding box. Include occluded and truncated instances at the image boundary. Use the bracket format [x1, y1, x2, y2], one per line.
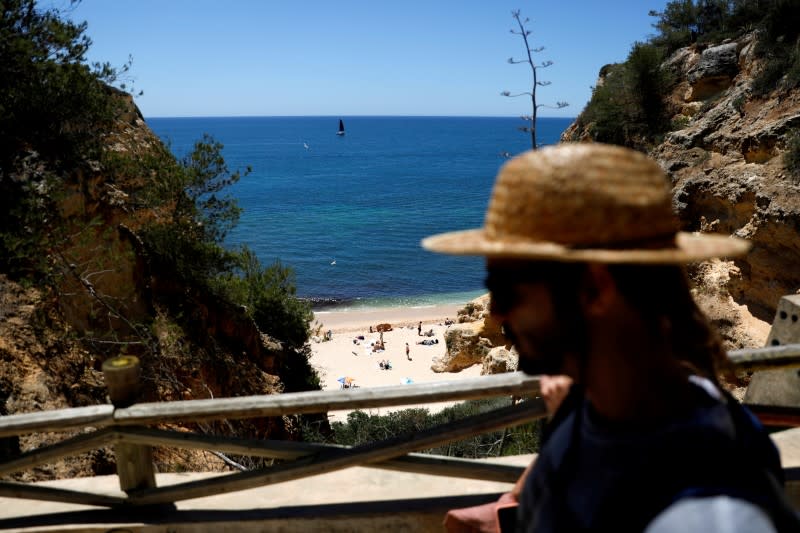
[68, 0, 671, 118]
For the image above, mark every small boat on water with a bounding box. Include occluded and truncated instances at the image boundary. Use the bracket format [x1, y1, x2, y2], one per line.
[336, 119, 345, 136]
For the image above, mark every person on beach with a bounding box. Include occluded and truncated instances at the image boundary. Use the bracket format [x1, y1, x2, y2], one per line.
[424, 143, 798, 532]
[418, 321, 422, 336]
[406, 342, 411, 361]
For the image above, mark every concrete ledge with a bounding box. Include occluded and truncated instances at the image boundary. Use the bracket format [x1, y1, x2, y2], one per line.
[3, 427, 800, 532]
[0, 456, 531, 532]
[0, 492, 507, 532]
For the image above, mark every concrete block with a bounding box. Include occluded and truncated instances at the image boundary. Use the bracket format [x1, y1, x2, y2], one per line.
[765, 294, 800, 347]
[744, 295, 800, 407]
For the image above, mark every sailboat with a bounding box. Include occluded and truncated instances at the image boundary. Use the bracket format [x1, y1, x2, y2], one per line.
[336, 119, 345, 136]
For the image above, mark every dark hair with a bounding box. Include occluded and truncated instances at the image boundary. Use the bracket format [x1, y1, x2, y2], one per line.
[486, 260, 726, 382]
[606, 264, 726, 384]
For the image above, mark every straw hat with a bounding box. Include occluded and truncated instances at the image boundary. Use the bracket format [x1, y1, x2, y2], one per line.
[422, 143, 749, 263]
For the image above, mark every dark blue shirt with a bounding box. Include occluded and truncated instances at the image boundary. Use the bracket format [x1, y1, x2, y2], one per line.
[516, 377, 791, 532]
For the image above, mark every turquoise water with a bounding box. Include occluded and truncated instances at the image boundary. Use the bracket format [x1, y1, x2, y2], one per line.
[147, 116, 572, 310]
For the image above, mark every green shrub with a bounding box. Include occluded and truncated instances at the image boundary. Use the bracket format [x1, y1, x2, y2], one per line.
[212, 247, 312, 349]
[671, 115, 691, 130]
[648, 1, 791, 57]
[0, 1, 317, 398]
[578, 42, 672, 149]
[648, 0, 698, 55]
[0, 170, 59, 280]
[627, 43, 673, 131]
[639, 0, 800, 104]
[578, 67, 631, 146]
[317, 397, 543, 459]
[751, 0, 800, 96]
[784, 129, 800, 181]
[0, 0, 130, 280]
[731, 94, 746, 115]
[752, 55, 791, 97]
[0, 0, 127, 172]
[126, 135, 246, 288]
[787, 48, 800, 90]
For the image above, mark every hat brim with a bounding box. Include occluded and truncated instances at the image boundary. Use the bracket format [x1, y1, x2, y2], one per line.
[421, 230, 750, 264]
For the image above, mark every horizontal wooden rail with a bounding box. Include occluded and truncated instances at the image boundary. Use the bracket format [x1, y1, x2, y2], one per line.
[0, 342, 798, 510]
[0, 373, 538, 437]
[117, 427, 526, 483]
[0, 405, 113, 439]
[0, 481, 126, 507]
[0, 422, 528, 508]
[0, 346, 796, 440]
[113, 373, 541, 426]
[127, 399, 547, 505]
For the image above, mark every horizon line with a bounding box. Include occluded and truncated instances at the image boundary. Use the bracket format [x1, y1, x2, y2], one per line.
[144, 114, 578, 120]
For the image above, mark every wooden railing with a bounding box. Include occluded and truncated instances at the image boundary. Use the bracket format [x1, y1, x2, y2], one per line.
[0, 345, 798, 509]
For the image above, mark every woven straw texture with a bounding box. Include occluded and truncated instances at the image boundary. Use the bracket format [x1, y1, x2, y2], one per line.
[422, 143, 750, 263]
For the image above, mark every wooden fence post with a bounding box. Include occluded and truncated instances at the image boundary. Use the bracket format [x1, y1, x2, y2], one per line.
[102, 356, 156, 493]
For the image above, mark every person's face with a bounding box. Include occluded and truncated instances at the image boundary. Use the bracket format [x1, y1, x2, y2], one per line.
[485, 260, 580, 376]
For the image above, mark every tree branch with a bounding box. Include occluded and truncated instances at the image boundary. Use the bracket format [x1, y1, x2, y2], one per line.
[502, 10, 568, 149]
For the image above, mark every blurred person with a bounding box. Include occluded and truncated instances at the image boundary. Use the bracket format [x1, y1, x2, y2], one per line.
[427, 143, 798, 532]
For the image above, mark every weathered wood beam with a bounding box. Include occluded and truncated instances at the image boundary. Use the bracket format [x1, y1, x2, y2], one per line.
[372, 453, 526, 483]
[126, 398, 546, 505]
[116, 427, 312, 460]
[113, 373, 541, 426]
[102, 356, 156, 493]
[0, 428, 117, 477]
[0, 481, 125, 507]
[116, 427, 526, 483]
[0, 405, 114, 438]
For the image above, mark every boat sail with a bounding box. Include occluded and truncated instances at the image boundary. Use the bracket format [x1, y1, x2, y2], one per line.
[336, 119, 345, 136]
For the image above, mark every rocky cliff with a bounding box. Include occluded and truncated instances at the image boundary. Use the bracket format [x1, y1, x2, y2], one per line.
[568, 32, 799, 341]
[436, 33, 800, 372]
[652, 34, 800, 325]
[0, 96, 321, 480]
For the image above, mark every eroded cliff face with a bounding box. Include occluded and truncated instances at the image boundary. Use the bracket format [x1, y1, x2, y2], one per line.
[0, 96, 318, 480]
[653, 35, 800, 323]
[564, 33, 800, 336]
[457, 34, 799, 367]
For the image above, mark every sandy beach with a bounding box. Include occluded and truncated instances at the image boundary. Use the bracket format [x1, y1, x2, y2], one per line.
[310, 303, 484, 422]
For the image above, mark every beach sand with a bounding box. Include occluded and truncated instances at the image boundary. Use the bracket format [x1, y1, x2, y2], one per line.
[310, 304, 484, 422]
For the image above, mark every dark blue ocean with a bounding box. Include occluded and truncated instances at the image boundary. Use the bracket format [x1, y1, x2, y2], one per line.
[146, 116, 573, 310]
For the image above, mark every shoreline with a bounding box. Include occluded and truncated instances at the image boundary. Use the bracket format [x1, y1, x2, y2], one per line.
[312, 303, 466, 333]
[309, 301, 484, 421]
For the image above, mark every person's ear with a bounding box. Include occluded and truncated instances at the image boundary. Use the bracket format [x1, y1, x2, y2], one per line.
[579, 263, 618, 316]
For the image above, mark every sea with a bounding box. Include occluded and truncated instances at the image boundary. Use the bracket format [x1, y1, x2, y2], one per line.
[146, 116, 573, 311]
